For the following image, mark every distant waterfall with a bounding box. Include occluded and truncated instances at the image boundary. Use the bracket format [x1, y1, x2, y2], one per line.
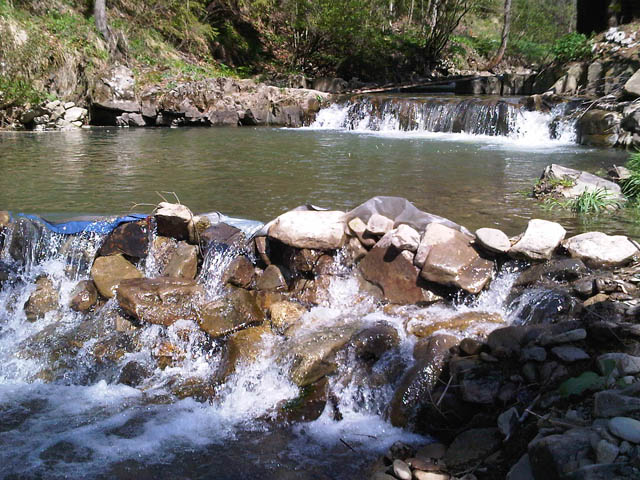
[310, 95, 578, 144]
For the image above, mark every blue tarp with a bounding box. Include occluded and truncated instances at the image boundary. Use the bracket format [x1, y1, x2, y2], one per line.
[14, 213, 149, 235]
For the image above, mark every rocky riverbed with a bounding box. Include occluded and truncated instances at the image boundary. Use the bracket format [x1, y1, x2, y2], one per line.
[2, 197, 640, 478]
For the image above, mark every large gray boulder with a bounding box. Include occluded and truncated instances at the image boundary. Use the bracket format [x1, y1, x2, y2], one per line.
[90, 65, 140, 112]
[577, 109, 622, 147]
[539, 164, 624, 202]
[624, 69, 640, 98]
[268, 210, 346, 250]
[563, 232, 637, 268]
[510, 219, 566, 261]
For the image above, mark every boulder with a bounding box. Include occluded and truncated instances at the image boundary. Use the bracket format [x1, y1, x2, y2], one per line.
[538, 164, 624, 201]
[285, 324, 359, 386]
[509, 219, 566, 261]
[414, 223, 470, 268]
[63, 107, 87, 123]
[597, 353, 640, 376]
[577, 110, 622, 147]
[223, 324, 271, 377]
[608, 417, 640, 443]
[389, 334, 458, 427]
[222, 256, 254, 288]
[163, 241, 198, 279]
[359, 245, 439, 304]
[98, 220, 150, 259]
[594, 390, 640, 418]
[551, 346, 589, 363]
[366, 214, 395, 236]
[24, 276, 59, 321]
[407, 311, 503, 338]
[563, 232, 637, 268]
[475, 228, 510, 255]
[622, 109, 640, 134]
[198, 288, 264, 338]
[69, 280, 98, 313]
[269, 300, 307, 334]
[200, 222, 246, 251]
[389, 224, 421, 252]
[256, 264, 287, 291]
[267, 210, 346, 250]
[350, 322, 400, 362]
[528, 428, 598, 479]
[624, 69, 640, 98]
[348, 217, 376, 247]
[116, 277, 204, 326]
[91, 254, 143, 298]
[155, 203, 195, 242]
[420, 236, 494, 294]
[514, 258, 587, 287]
[90, 65, 140, 113]
[444, 428, 502, 470]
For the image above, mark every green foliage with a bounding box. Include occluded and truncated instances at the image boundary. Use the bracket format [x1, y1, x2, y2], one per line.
[558, 371, 606, 397]
[570, 188, 622, 214]
[541, 188, 621, 215]
[0, 76, 46, 106]
[620, 152, 640, 199]
[558, 359, 618, 397]
[551, 33, 593, 63]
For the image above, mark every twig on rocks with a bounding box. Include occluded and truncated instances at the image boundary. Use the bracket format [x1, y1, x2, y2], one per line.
[437, 376, 453, 407]
[340, 438, 356, 452]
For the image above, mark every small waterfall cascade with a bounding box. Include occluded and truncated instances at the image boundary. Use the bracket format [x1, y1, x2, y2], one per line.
[310, 95, 579, 143]
[0, 212, 532, 477]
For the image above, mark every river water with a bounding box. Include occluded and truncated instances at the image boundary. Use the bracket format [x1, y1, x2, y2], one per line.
[0, 96, 635, 479]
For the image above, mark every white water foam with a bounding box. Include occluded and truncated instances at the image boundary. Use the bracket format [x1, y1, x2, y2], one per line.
[307, 100, 578, 149]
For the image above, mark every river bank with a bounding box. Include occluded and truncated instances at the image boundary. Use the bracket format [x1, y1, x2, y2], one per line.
[1, 196, 640, 478]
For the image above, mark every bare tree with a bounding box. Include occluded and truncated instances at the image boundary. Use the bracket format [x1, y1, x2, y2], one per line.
[94, 0, 126, 59]
[485, 0, 512, 71]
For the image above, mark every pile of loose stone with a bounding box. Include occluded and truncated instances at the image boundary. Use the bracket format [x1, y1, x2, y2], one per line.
[2, 198, 640, 479]
[18, 99, 88, 131]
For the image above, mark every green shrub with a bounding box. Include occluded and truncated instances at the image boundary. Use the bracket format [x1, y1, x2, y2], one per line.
[551, 33, 592, 63]
[569, 188, 622, 214]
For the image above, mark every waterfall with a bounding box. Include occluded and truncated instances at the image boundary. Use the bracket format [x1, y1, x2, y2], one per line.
[0, 212, 532, 478]
[310, 95, 578, 145]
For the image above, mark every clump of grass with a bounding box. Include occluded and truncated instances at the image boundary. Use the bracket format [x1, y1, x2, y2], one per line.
[542, 188, 621, 214]
[620, 152, 640, 199]
[570, 188, 622, 214]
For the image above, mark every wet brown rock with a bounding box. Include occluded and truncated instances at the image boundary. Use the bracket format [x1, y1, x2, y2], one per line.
[222, 256, 255, 288]
[257, 264, 287, 291]
[279, 377, 329, 423]
[407, 311, 503, 338]
[359, 246, 439, 304]
[350, 322, 400, 362]
[163, 241, 198, 279]
[69, 280, 98, 313]
[91, 254, 143, 299]
[201, 222, 246, 251]
[24, 276, 59, 321]
[390, 334, 458, 427]
[293, 275, 332, 305]
[269, 300, 307, 334]
[420, 237, 493, 294]
[98, 220, 150, 259]
[116, 277, 204, 326]
[198, 288, 264, 338]
[285, 324, 360, 386]
[221, 324, 272, 380]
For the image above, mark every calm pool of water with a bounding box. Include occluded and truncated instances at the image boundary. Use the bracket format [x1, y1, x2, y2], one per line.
[0, 126, 632, 236]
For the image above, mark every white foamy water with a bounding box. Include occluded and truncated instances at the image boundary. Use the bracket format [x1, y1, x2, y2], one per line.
[308, 97, 578, 148]
[0, 216, 527, 478]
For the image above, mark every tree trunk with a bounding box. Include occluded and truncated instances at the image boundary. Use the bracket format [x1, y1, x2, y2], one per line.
[94, 0, 118, 57]
[485, 0, 512, 71]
